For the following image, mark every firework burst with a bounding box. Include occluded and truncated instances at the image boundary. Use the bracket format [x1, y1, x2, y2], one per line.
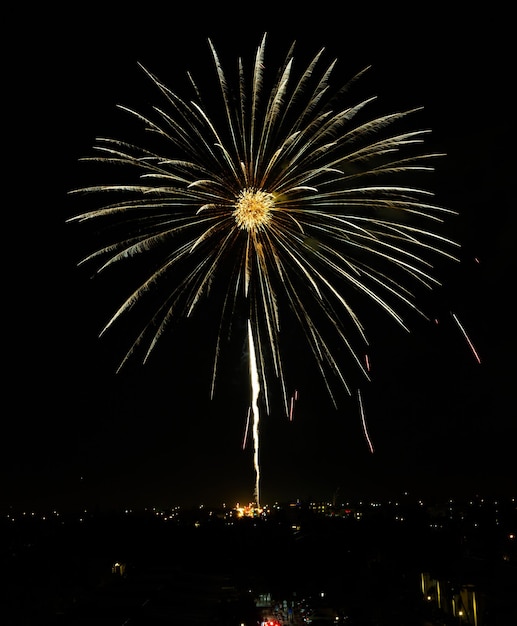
[69, 34, 458, 506]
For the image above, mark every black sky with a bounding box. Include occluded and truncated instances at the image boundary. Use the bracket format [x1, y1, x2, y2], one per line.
[5, 5, 515, 512]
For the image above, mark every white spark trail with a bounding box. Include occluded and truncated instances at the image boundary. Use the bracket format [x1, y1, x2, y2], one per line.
[248, 319, 261, 508]
[242, 407, 251, 450]
[451, 312, 481, 364]
[358, 389, 374, 454]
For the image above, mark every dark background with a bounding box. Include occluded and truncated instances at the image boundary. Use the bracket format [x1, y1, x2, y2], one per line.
[5, 4, 514, 512]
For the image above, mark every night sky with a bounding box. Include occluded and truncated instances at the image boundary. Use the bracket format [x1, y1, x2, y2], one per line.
[6, 5, 514, 512]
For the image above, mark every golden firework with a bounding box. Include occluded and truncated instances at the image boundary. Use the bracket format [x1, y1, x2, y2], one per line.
[69, 34, 458, 506]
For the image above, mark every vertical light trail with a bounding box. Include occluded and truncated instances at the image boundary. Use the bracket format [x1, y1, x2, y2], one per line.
[288, 389, 299, 421]
[358, 389, 374, 454]
[451, 312, 481, 364]
[242, 407, 251, 450]
[248, 319, 261, 508]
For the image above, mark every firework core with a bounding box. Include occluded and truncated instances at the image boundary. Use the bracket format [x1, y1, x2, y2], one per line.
[233, 189, 274, 231]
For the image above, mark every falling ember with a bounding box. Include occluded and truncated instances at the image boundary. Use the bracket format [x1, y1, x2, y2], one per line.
[288, 389, 299, 422]
[247, 320, 261, 508]
[365, 354, 371, 372]
[451, 312, 481, 364]
[358, 389, 374, 454]
[242, 407, 251, 450]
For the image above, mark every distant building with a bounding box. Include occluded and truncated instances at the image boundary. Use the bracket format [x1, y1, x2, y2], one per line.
[421, 571, 483, 625]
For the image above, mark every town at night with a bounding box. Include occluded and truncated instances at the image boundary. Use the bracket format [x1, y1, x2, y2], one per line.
[5, 3, 515, 625]
[2, 494, 516, 624]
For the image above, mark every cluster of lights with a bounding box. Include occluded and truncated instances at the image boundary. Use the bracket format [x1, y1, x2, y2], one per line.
[234, 502, 265, 518]
[3, 495, 514, 524]
[144, 506, 181, 522]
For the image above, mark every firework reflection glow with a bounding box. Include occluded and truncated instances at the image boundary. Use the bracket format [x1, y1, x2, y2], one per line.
[69, 34, 459, 503]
